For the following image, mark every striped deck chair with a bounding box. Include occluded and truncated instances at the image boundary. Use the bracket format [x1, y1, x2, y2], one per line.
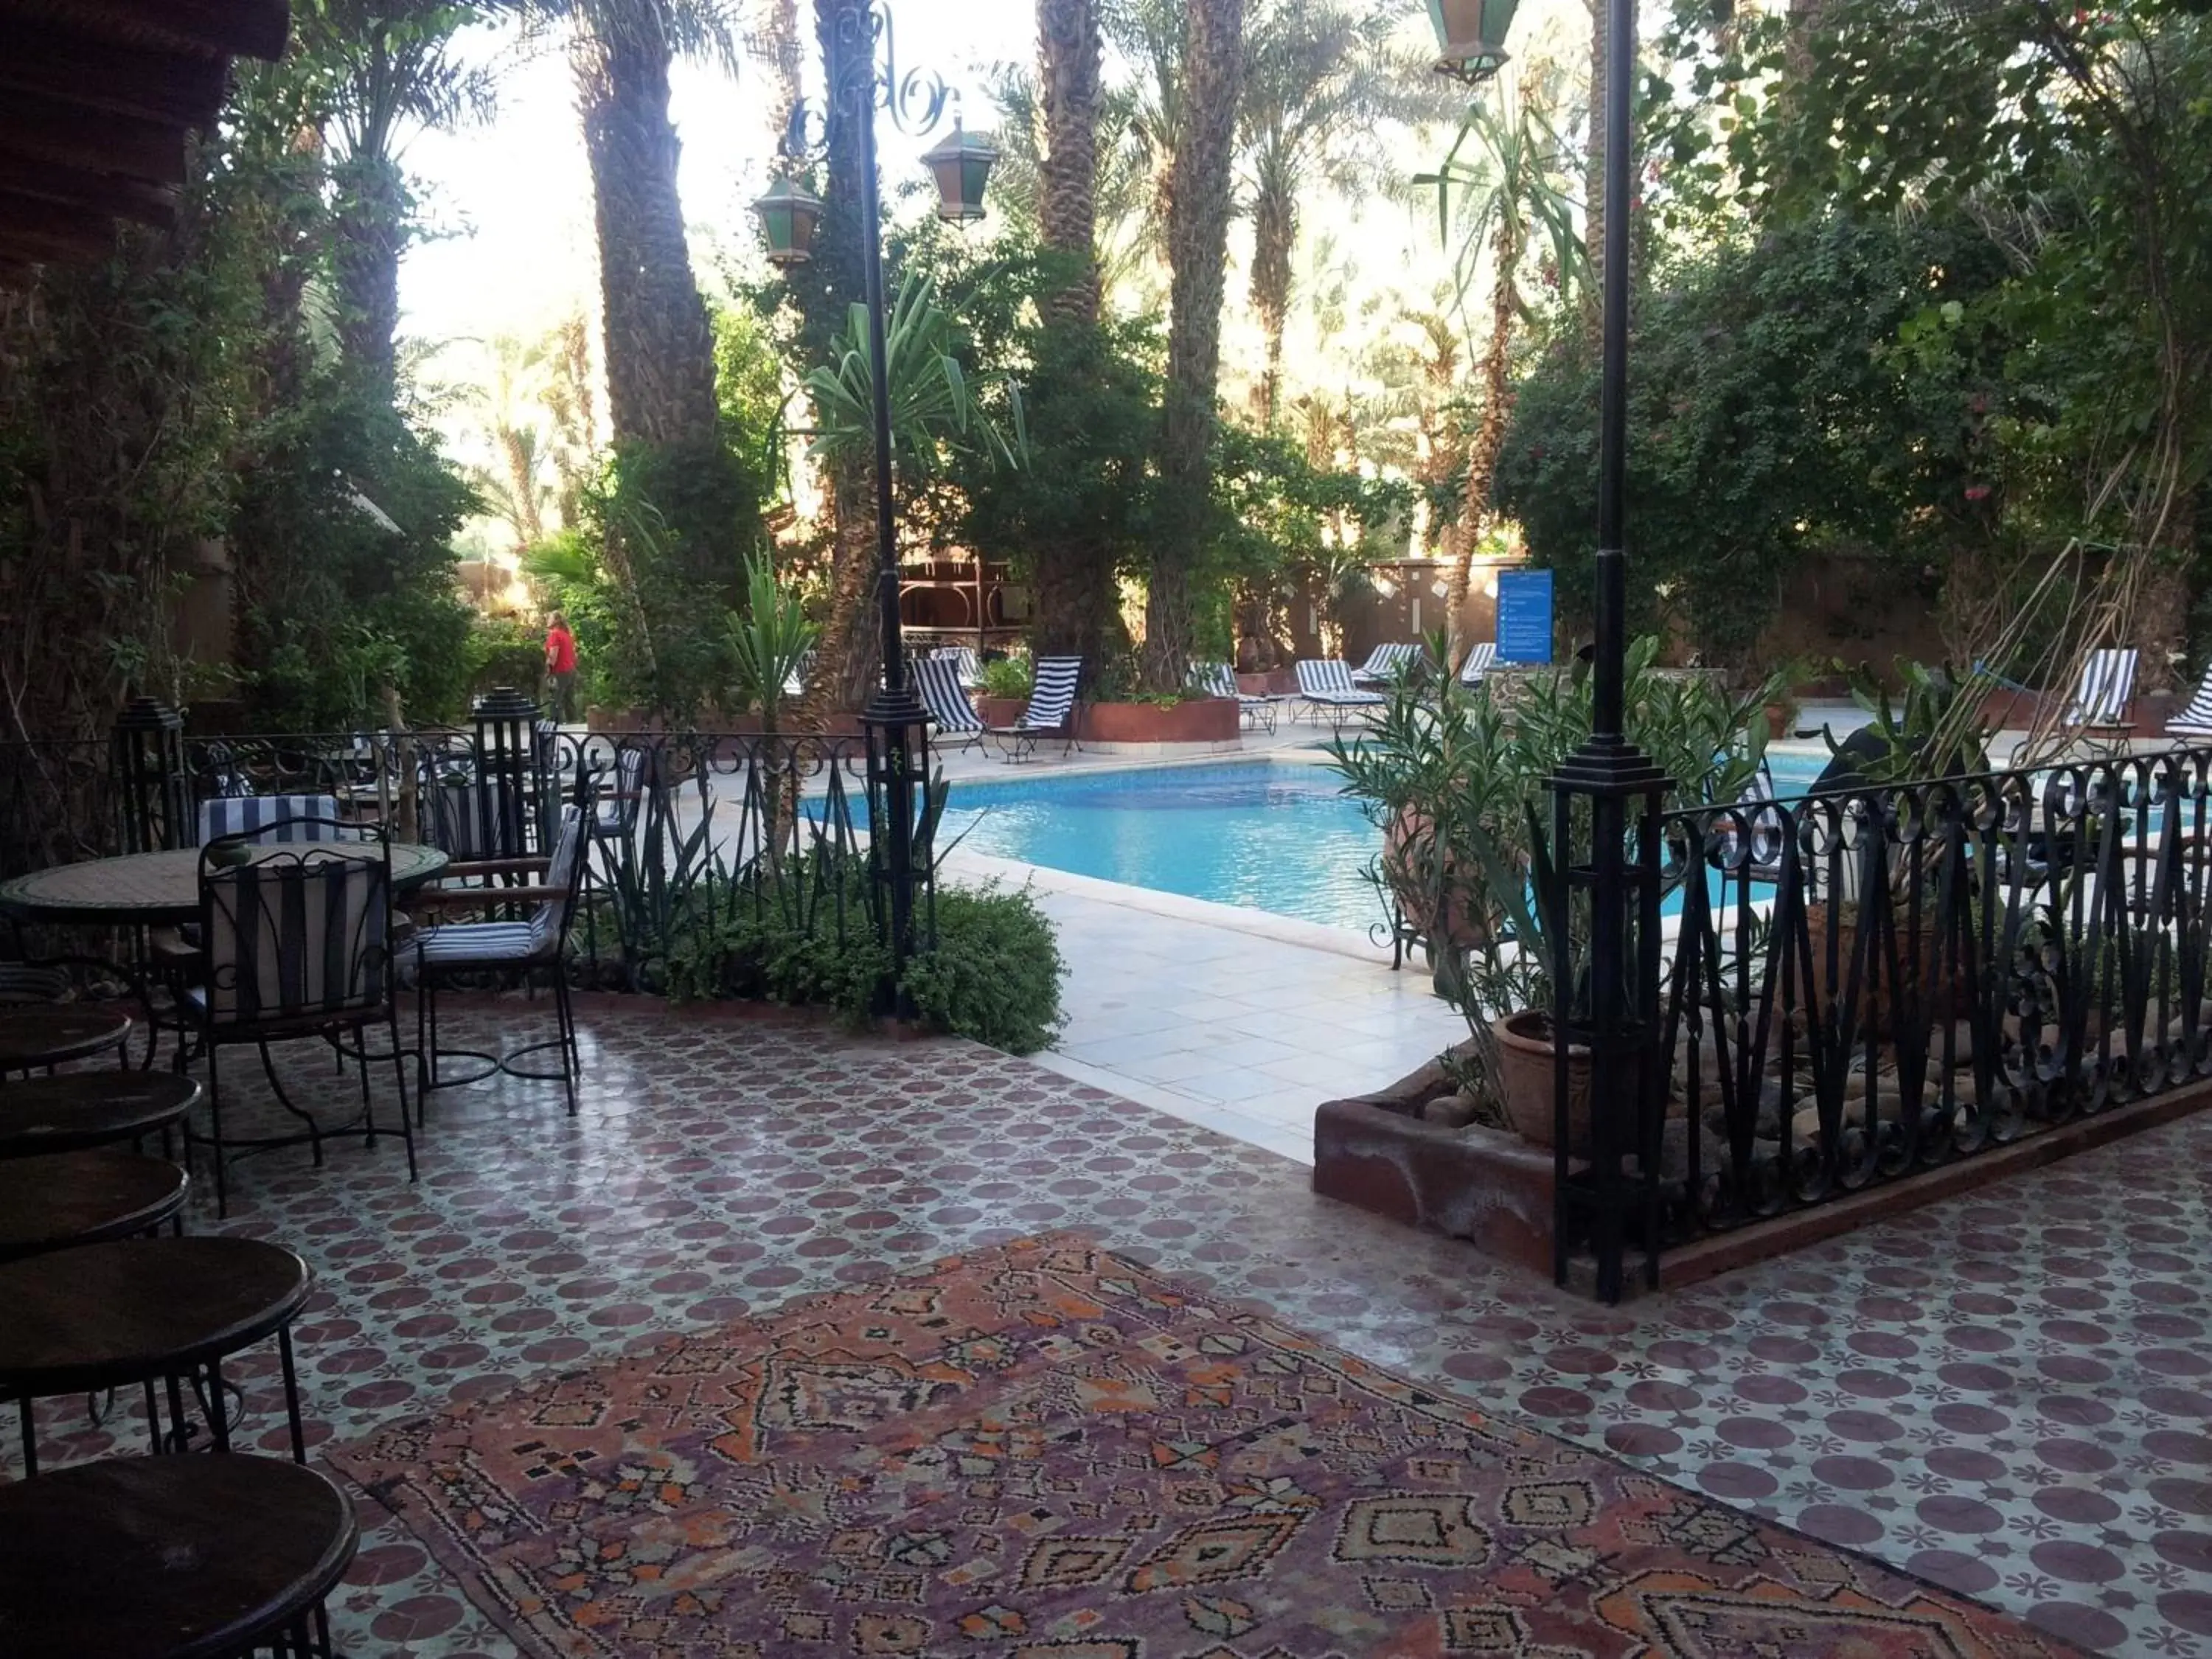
[1459, 641, 1498, 686]
[989, 656, 1082, 762]
[915, 656, 985, 754]
[197, 793, 351, 846]
[1294, 659, 1385, 728]
[2168, 664, 2212, 743]
[1709, 761, 1788, 880]
[2062, 647, 2139, 737]
[1194, 662, 1277, 734]
[1352, 642, 1421, 687]
[782, 649, 817, 700]
[931, 645, 982, 687]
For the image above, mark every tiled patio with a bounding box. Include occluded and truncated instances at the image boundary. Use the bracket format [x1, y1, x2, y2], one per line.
[16, 998, 2212, 1656]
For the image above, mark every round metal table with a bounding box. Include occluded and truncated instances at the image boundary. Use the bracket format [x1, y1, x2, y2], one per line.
[0, 1150, 189, 1262]
[0, 1071, 200, 1159]
[0, 841, 449, 928]
[0, 1453, 358, 1659]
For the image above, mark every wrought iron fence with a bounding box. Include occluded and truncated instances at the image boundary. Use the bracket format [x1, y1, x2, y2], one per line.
[0, 724, 935, 999]
[1576, 745, 2212, 1288]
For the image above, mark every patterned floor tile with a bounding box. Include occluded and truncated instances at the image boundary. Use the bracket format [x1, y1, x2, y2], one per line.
[5, 997, 2211, 1655]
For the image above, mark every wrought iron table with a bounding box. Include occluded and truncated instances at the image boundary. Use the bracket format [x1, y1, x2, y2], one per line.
[0, 1235, 313, 1472]
[0, 1071, 199, 1159]
[0, 1150, 189, 1262]
[0, 841, 449, 928]
[0, 1004, 132, 1071]
[0, 1453, 357, 1659]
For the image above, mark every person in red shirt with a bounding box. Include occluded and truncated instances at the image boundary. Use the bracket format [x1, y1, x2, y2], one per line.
[544, 612, 578, 721]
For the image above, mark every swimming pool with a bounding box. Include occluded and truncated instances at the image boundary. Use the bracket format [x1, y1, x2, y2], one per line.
[938, 751, 1829, 932]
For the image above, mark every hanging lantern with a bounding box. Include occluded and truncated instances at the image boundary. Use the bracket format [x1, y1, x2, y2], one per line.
[1427, 0, 1519, 81]
[921, 121, 998, 223]
[751, 172, 824, 266]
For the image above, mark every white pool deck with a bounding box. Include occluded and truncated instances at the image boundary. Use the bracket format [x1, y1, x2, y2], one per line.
[925, 704, 1877, 1164]
[623, 701, 1877, 1164]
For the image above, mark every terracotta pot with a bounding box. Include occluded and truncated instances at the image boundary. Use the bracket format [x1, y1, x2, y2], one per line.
[1802, 901, 1962, 1037]
[1383, 807, 1492, 952]
[1075, 698, 1239, 743]
[1764, 703, 1795, 740]
[1492, 1010, 1592, 1155]
[975, 695, 1026, 727]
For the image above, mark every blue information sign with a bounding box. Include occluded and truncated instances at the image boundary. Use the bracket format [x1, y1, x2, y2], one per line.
[1495, 568, 1554, 664]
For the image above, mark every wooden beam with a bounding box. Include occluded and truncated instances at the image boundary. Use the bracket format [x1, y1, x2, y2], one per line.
[0, 90, 185, 188]
[0, 20, 231, 128]
[0, 0, 290, 63]
[0, 157, 176, 227]
[0, 193, 119, 261]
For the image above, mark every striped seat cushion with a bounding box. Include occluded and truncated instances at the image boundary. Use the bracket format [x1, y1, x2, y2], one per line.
[198, 794, 347, 846]
[414, 922, 541, 964]
[1460, 642, 1498, 684]
[2065, 647, 2138, 728]
[1295, 660, 1383, 703]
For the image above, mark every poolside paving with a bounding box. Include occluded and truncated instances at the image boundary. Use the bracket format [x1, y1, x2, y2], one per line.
[13, 998, 2212, 1656]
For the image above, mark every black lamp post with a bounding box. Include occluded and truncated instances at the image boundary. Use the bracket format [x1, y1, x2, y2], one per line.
[1427, 0, 1669, 1301]
[750, 5, 995, 984]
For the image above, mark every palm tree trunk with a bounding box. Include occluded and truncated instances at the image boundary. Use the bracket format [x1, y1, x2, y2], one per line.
[572, 17, 721, 454]
[1030, 0, 1119, 667]
[330, 150, 406, 400]
[795, 0, 882, 723]
[1249, 145, 1294, 429]
[1038, 0, 1104, 327]
[1450, 214, 1521, 651]
[1144, 0, 1243, 692]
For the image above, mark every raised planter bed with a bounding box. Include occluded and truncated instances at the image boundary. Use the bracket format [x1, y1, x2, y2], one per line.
[1074, 698, 1239, 745]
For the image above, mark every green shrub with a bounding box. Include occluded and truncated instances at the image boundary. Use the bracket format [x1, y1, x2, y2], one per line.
[663, 874, 1065, 1054]
[978, 655, 1033, 700]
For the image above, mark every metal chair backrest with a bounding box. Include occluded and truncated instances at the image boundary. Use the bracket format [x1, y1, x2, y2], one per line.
[197, 830, 392, 1027]
[530, 806, 588, 955]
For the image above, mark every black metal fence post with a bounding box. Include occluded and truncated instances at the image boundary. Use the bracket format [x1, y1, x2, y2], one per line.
[110, 697, 190, 853]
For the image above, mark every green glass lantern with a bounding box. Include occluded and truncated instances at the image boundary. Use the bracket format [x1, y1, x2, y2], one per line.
[1427, 0, 1519, 81]
[920, 121, 999, 224]
[751, 172, 824, 266]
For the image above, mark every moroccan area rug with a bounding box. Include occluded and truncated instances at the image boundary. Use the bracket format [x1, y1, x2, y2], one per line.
[332, 1234, 2074, 1658]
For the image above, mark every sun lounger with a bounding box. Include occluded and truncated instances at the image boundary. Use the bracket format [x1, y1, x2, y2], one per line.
[2169, 664, 2212, 742]
[1351, 642, 1421, 687]
[1294, 658, 1385, 729]
[989, 655, 1082, 762]
[931, 645, 982, 688]
[1194, 662, 1279, 734]
[1459, 641, 1498, 686]
[2062, 647, 2138, 737]
[914, 655, 985, 754]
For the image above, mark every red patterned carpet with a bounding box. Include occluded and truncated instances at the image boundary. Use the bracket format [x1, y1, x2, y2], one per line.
[332, 1235, 2075, 1658]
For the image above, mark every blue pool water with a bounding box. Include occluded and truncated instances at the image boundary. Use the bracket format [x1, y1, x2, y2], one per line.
[936, 751, 1829, 932]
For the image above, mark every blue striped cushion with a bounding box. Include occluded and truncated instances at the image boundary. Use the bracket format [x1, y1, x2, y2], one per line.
[414, 922, 540, 964]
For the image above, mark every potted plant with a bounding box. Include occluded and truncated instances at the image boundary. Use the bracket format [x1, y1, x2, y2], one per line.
[975, 655, 1032, 727]
[1330, 635, 1781, 1152]
[1762, 657, 1808, 740]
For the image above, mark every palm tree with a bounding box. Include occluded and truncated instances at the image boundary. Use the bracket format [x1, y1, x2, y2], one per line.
[1421, 89, 1582, 656]
[1237, 0, 1448, 425]
[296, 1, 498, 399]
[539, 1, 737, 456]
[984, 64, 1162, 303]
[1143, 0, 1245, 691]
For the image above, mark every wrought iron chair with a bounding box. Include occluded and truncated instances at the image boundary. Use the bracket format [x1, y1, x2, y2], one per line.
[406, 802, 590, 1116]
[180, 818, 414, 1216]
[196, 793, 352, 846]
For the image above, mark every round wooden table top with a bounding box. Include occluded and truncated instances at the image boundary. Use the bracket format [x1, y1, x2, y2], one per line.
[0, 1237, 312, 1394]
[0, 1071, 199, 1159]
[0, 1004, 132, 1071]
[0, 841, 449, 927]
[0, 1453, 358, 1659]
[0, 1151, 189, 1262]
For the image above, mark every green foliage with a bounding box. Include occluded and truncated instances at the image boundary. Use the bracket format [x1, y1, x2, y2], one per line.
[1326, 639, 1776, 1074]
[1495, 211, 2008, 674]
[726, 554, 816, 731]
[1831, 659, 1995, 785]
[663, 874, 1065, 1054]
[978, 656, 1034, 700]
[464, 614, 550, 700]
